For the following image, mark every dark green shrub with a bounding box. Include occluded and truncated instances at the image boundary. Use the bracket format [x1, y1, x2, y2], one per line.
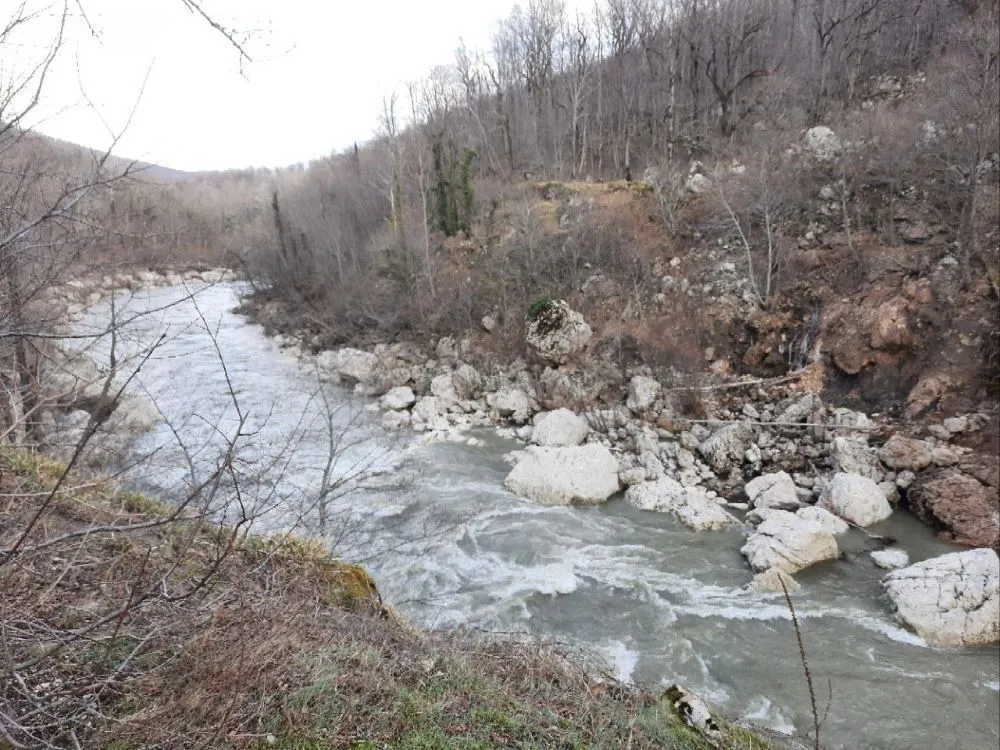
[527, 295, 556, 321]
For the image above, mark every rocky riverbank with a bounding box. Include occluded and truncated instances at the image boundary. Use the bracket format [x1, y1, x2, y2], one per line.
[245, 294, 1000, 648]
[24, 267, 238, 467]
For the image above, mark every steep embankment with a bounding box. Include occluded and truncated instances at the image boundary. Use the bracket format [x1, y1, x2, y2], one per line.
[0, 449, 786, 750]
[245, 163, 999, 550]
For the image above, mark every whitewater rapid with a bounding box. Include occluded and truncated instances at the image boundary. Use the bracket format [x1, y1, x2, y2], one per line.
[72, 283, 1000, 750]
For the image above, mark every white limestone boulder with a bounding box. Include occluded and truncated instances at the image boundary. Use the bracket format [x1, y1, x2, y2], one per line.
[804, 126, 841, 160]
[698, 423, 753, 474]
[745, 471, 801, 510]
[487, 387, 533, 424]
[829, 437, 884, 482]
[625, 479, 738, 531]
[452, 363, 483, 400]
[525, 300, 592, 364]
[504, 444, 620, 506]
[818, 472, 893, 527]
[741, 510, 839, 574]
[882, 549, 1000, 647]
[530, 408, 589, 447]
[334, 348, 379, 384]
[626, 375, 661, 415]
[796, 506, 850, 536]
[381, 386, 416, 411]
[430, 373, 460, 407]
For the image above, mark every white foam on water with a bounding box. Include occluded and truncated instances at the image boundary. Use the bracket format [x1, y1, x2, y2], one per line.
[740, 696, 797, 736]
[671, 596, 930, 648]
[494, 561, 581, 600]
[981, 680, 1000, 692]
[597, 640, 640, 683]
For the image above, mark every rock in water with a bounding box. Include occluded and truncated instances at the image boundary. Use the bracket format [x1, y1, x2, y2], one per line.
[908, 469, 1000, 548]
[747, 567, 802, 594]
[818, 472, 893, 527]
[871, 549, 910, 570]
[504, 444, 619, 505]
[882, 549, 1000, 647]
[625, 479, 738, 531]
[741, 510, 839, 574]
[333, 347, 379, 384]
[796, 506, 850, 535]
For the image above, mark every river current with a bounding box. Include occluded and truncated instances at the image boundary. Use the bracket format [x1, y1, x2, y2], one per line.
[72, 283, 1000, 750]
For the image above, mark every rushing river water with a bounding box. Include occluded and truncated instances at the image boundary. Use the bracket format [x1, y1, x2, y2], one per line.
[73, 283, 999, 750]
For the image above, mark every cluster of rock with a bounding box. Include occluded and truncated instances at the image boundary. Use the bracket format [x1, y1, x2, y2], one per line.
[29, 268, 236, 466]
[42, 267, 237, 326]
[269, 296, 998, 648]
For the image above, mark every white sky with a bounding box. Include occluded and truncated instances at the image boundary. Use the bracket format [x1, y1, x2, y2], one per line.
[7, 0, 533, 171]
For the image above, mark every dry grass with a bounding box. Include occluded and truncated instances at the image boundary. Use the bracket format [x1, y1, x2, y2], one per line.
[0, 448, 793, 750]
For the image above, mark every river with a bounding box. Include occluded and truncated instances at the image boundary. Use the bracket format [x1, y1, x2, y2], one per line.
[73, 282, 1000, 750]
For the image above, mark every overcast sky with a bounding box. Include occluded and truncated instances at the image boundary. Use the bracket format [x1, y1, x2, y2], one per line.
[9, 0, 533, 171]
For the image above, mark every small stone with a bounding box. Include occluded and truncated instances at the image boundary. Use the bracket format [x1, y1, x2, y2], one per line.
[871, 549, 910, 570]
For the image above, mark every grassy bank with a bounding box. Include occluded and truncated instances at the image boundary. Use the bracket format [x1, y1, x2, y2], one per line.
[0, 448, 789, 749]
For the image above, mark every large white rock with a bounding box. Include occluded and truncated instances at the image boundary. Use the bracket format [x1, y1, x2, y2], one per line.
[685, 173, 712, 194]
[317, 347, 379, 384]
[626, 375, 661, 414]
[487, 387, 533, 424]
[625, 478, 738, 531]
[452, 363, 483, 399]
[883, 549, 1000, 647]
[625, 477, 685, 511]
[829, 408, 874, 437]
[745, 471, 801, 510]
[531, 408, 589, 447]
[698, 423, 753, 474]
[804, 126, 841, 160]
[818, 472, 893, 527]
[673, 488, 740, 531]
[411, 396, 448, 431]
[381, 386, 416, 411]
[430, 373, 460, 406]
[336, 348, 379, 383]
[525, 300, 592, 364]
[796, 506, 850, 535]
[829, 437, 884, 481]
[504, 444, 620, 506]
[741, 510, 839, 574]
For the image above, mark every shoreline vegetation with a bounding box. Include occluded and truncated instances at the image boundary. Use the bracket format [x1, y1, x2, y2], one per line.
[0, 447, 793, 750]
